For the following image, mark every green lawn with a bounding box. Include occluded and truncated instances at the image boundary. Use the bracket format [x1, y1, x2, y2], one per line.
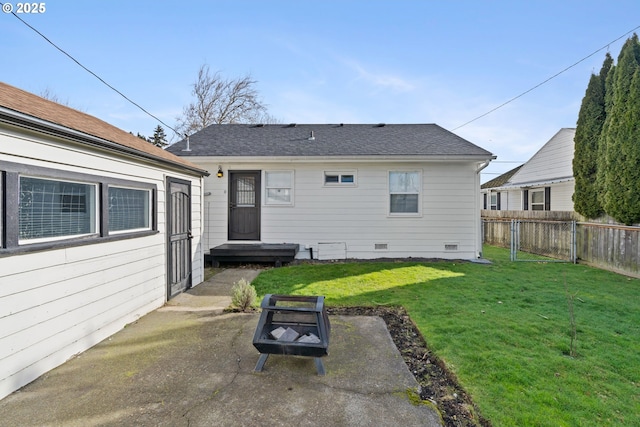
[251, 246, 640, 426]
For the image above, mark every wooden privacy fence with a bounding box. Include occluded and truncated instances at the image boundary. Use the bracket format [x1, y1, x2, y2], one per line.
[577, 222, 640, 277]
[481, 210, 640, 277]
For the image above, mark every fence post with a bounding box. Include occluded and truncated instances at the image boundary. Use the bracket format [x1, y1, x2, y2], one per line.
[571, 220, 577, 263]
[510, 219, 516, 261]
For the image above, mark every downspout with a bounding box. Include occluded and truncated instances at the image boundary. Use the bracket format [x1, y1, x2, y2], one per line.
[475, 159, 494, 258]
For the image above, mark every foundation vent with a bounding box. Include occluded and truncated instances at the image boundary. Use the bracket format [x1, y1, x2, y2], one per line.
[374, 243, 388, 251]
[444, 243, 459, 251]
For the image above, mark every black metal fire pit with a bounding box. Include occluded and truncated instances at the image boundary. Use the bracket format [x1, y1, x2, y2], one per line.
[252, 294, 331, 375]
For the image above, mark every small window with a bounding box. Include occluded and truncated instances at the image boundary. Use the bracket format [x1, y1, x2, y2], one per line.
[19, 176, 98, 243]
[108, 186, 151, 233]
[531, 190, 545, 211]
[324, 171, 356, 186]
[389, 171, 421, 215]
[265, 171, 293, 205]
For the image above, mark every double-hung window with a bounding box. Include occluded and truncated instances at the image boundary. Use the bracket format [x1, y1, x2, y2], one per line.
[531, 190, 545, 211]
[19, 176, 98, 243]
[389, 171, 421, 215]
[264, 171, 293, 205]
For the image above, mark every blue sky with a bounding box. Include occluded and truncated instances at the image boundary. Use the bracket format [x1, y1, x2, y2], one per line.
[2, 0, 639, 182]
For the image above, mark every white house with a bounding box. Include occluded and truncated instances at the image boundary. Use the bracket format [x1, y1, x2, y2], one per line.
[167, 123, 495, 261]
[0, 82, 208, 400]
[481, 128, 576, 211]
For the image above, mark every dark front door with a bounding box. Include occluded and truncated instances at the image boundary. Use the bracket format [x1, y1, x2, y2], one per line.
[167, 177, 192, 299]
[229, 171, 261, 240]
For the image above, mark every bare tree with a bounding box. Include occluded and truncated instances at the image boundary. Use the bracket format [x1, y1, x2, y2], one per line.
[175, 65, 271, 136]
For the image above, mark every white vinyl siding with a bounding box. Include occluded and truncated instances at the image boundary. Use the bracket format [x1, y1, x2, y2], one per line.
[198, 160, 480, 260]
[509, 129, 575, 186]
[549, 180, 575, 211]
[0, 125, 204, 400]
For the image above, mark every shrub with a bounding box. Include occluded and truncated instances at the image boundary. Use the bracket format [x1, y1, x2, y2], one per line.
[231, 278, 257, 312]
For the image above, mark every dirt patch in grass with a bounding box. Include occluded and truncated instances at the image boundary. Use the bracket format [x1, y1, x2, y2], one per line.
[328, 306, 491, 427]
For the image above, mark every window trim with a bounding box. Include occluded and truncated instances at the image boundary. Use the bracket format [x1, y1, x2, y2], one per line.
[263, 170, 294, 206]
[388, 170, 422, 217]
[0, 161, 157, 256]
[323, 170, 357, 187]
[530, 189, 545, 211]
[490, 192, 501, 210]
[107, 185, 153, 235]
[18, 175, 100, 244]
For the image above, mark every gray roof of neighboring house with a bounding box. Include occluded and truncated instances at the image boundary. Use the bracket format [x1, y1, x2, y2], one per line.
[166, 123, 494, 159]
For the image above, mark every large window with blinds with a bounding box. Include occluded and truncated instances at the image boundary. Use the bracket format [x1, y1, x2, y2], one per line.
[19, 177, 98, 243]
[0, 161, 157, 254]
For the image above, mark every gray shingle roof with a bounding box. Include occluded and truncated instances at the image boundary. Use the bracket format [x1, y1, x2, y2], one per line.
[166, 123, 494, 158]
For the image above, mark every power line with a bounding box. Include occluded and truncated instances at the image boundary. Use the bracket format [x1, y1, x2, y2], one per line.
[453, 25, 640, 131]
[3, 4, 181, 136]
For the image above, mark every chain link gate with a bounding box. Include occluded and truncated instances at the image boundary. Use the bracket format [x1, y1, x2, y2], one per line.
[510, 219, 576, 263]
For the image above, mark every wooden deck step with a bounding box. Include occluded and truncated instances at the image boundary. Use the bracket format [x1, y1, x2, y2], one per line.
[210, 243, 299, 267]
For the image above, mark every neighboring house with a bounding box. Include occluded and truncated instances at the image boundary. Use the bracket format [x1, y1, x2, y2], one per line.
[481, 128, 576, 211]
[167, 123, 495, 261]
[0, 82, 208, 400]
[481, 165, 523, 210]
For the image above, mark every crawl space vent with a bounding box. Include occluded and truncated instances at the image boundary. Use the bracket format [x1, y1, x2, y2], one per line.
[374, 243, 388, 251]
[444, 243, 459, 251]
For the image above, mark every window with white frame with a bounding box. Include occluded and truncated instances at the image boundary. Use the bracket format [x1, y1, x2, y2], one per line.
[108, 186, 152, 233]
[531, 190, 545, 211]
[389, 171, 421, 215]
[264, 171, 293, 205]
[324, 171, 356, 186]
[19, 176, 98, 242]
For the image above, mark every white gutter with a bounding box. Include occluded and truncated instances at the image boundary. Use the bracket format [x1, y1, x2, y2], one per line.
[475, 157, 495, 258]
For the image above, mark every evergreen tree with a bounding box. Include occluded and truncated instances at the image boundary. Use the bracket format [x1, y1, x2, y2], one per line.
[596, 61, 616, 209]
[601, 34, 640, 224]
[573, 53, 612, 218]
[150, 125, 168, 148]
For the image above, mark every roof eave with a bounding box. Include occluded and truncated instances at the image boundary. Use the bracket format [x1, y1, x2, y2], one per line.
[489, 176, 575, 190]
[182, 154, 495, 164]
[0, 107, 209, 177]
